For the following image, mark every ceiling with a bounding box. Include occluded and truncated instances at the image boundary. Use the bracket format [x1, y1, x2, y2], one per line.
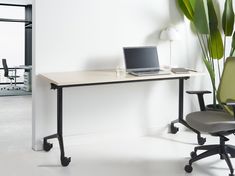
[0, 0, 32, 5]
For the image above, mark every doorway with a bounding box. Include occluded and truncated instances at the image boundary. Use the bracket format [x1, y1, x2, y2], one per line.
[0, 3, 32, 96]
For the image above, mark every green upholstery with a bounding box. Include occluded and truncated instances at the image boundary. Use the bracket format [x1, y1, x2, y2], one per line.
[187, 57, 235, 133]
[184, 57, 235, 176]
[186, 111, 235, 133]
[217, 57, 235, 116]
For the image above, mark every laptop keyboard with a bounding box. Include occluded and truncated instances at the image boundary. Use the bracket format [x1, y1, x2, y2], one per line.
[135, 69, 160, 73]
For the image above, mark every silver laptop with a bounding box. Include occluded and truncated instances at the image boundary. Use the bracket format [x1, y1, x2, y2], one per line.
[123, 46, 170, 76]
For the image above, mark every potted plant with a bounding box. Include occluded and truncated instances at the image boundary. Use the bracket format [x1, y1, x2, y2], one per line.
[178, 0, 235, 109]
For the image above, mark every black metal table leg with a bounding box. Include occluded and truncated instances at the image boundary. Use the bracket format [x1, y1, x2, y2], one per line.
[169, 78, 206, 145]
[57, 87, 71, 166]
[169, 78, 184, 134]
[43, 86, 71, 166]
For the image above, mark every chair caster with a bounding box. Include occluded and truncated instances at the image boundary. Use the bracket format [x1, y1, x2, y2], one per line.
[43, 141, 53, 152]
[229, 174, 234, 176]
[61, 157, 71, 167]
[198, 136, 206, 145]
[184, 164, 193, 173]
[190, 151, 197, 158]
[170, 124, 179, 134]
[220, 154, 225, 160]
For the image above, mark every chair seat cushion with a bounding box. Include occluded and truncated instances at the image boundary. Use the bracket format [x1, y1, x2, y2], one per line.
[186, 111, 235, 133]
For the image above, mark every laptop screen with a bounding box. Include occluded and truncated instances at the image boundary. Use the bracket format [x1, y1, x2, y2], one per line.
[123, 46, 160, 71]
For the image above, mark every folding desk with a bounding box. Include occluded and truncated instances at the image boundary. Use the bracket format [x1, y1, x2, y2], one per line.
[40, 70, 204, 166]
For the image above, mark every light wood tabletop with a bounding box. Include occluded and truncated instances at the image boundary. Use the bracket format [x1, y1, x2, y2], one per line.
[39, 69, 204, 87]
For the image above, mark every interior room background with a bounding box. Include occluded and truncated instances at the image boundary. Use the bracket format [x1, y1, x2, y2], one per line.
[32, 0, 227, 150]
[0, 5, 25, 82]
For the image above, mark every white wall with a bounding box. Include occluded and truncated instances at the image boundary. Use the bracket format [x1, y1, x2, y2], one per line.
[32, 0, 211, 150]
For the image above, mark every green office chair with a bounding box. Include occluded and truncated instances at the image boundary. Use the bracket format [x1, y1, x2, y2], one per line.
[184, 57, 235, 176]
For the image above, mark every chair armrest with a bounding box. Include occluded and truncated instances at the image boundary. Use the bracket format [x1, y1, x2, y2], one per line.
[225, 99, 235, 106]
[8, 69, 17, 76]
[186, 90, 212, 95]
[221, 99, 235, 106]
[221, 99, 235, 119]
[8, 69, 16, 73]
[186, 90, 211, 111]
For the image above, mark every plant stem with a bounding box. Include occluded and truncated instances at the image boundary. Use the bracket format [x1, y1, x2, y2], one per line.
[217, 60, 221, 79]
[198, 34, 217, 106]
[207, 35, 213, 61]
[202, 35, 210, 59]
[212, 59, 217, 106]
[196, 32, 208, 60]
[230, 48, 235, 56]
[224, 36, 226, 63]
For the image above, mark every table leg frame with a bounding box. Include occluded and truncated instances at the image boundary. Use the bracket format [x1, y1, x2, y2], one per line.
[170, 78, 206, 145]
[42, 77, 205, 166]
[43, 86, 71, 166]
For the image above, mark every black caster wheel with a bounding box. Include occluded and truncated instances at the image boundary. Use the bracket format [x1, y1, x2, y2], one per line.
[190, 151, 197, 158]
[61, 157, 71, 167]
[43, 141, 53, 152]
[184, 165, 193, 173]
[229, 174, 234, 176]
[198, 136, 206, 145]
[170, 124, 179, 134]
[220, 154, 225, 160]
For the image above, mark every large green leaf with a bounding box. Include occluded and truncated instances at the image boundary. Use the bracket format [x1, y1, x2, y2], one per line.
[208, 28, 224, 59]
[232, 32, 235, 49]
[203, 58, 216, 91]
[189, 0, 196, 10]
[178, 0, 194, 20]
[222, 0, 234, 36]
[193, 0, 209, 34]
[207, 0, 219, 31]
[207, 0, 224, 59]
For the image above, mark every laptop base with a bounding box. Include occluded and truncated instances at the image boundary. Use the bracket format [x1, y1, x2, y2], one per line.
[128, 70, 171, 76]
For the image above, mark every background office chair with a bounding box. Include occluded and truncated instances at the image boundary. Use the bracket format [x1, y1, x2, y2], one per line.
[2, 59, 20, 90]
[184, 57, 235, 176]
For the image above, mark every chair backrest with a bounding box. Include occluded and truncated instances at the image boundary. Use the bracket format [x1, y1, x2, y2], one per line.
[2, 59, 9, 77]
[217, 57, 235, 116]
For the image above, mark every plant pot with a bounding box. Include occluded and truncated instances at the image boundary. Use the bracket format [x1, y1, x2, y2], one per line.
[206, 104, 224, 111]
